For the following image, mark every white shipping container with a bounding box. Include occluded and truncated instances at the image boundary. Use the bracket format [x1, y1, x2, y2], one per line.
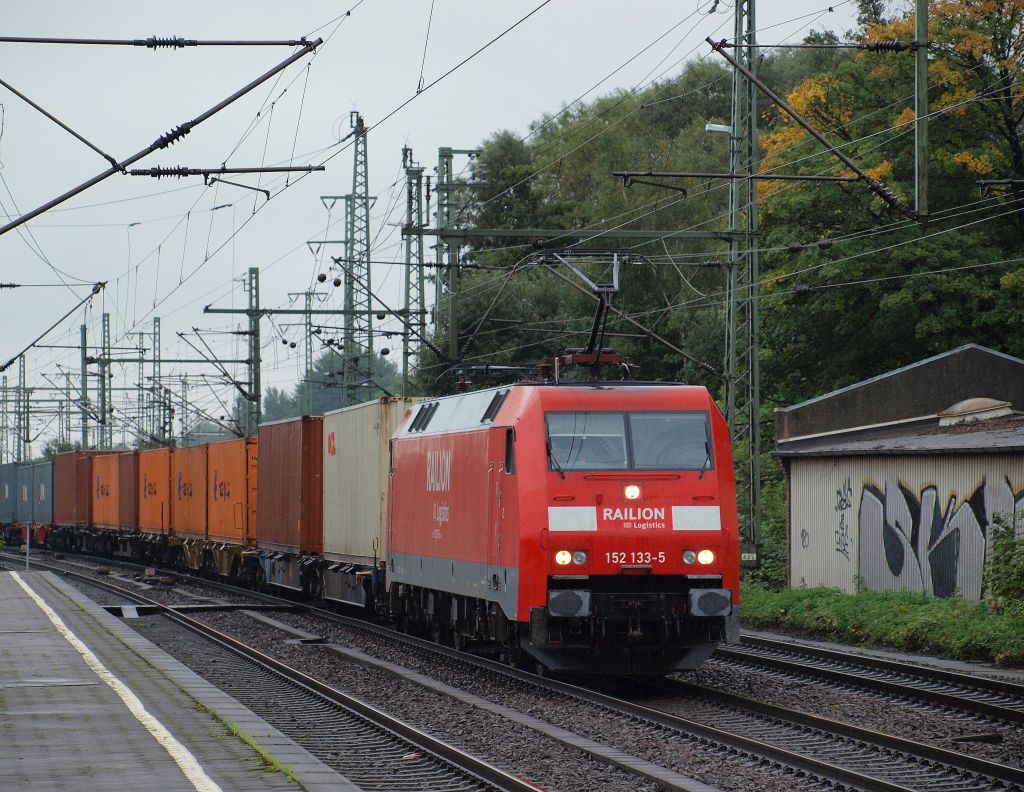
[322, 397, 421, 564]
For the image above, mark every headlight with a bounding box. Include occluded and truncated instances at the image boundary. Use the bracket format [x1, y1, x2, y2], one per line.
[683, 550, 697, 564]
[555, 550, 572, 566]
[697, 549, 715, 565]
[624, 483, 641, 500]
[572, 550, 588, 565]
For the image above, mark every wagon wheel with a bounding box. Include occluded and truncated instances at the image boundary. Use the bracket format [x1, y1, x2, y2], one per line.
[430, 617, 451, 646]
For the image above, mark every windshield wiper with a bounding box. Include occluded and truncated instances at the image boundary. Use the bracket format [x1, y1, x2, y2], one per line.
[547, 438, 566, 479]
[698, 441, 711, 479]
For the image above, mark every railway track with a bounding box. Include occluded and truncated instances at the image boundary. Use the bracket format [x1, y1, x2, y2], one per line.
[717, 635, 1024, 724]
[12, 551, 1024, 792]
[1, 556, 537, 792]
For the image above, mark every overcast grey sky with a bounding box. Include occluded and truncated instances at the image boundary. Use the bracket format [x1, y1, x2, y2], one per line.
[0, 0, 858, 452]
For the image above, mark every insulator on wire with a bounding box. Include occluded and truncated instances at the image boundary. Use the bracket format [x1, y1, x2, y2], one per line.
[142, 36, 194, 49]
[862, 40, 919, 53]
[131, 166, 190, 179]
[787, 242, 804, 254]
[817, 239, 833, 250]
[153, 122, 194, 150]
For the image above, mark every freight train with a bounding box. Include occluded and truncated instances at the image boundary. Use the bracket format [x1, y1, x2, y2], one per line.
[0, 382, 740, 675]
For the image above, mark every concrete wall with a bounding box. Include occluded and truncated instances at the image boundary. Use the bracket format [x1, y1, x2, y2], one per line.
[789, 453, 1024, 600]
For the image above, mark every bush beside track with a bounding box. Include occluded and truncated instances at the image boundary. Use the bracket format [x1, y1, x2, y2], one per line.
[741, 583, 1024, 666]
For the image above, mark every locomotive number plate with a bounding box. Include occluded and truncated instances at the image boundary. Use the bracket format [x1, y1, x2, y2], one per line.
[606, 551, 666, 564]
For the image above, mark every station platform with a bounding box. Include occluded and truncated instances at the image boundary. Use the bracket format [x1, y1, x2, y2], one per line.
[0, 570, 358, 792]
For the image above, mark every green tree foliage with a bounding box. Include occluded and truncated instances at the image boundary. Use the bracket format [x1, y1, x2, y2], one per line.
[260, 350, 402, 420]
[422, 4, 1024, 413]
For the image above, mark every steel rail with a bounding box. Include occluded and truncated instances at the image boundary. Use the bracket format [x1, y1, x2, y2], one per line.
[16, 552, 1020, 791]
[717, 637, 1024, 724]
[3, 553, 924, 792]
[657, 677, 1024, 789]
[4, 558, 539, 792]
[741, 633, 1024, 697]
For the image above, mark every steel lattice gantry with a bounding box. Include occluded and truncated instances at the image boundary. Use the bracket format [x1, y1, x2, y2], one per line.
[402, 146, 427, 395]
[341, 111, 373, 407]
[724, 0, 761, 561]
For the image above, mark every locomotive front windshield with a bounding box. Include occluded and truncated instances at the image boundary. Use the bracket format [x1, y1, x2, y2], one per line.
[545, 411, 712, 472]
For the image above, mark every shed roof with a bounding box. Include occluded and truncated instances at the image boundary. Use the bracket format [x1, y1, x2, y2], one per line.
[776, 415, 1024, 457]
[774, 344, 1024, 444]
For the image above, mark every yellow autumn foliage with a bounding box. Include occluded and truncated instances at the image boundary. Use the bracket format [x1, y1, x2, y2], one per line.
[951, 151, 994, 174]
[866, 161, 894, 181]
[895, 108, 916, 127]
[934, 85, 979, 116]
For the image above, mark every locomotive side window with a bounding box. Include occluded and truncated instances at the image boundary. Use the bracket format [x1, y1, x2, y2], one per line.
[546, 412, 628, 471]
[545, 411, 712, 471]
[504, 428, 516, 474]
[630, 412, 711, 470]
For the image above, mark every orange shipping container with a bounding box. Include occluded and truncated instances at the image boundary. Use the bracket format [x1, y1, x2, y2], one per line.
[257, 417, 322, 553]
[207, 438, 258, 544]
[138, 448, 172, 534]
[92, 454, 120, 529]
[172, 444, 207, 539]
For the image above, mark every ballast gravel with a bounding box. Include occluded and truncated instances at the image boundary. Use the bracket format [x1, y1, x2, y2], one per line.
[689, 658, 1024, 768]
[195, 609, 833, 792]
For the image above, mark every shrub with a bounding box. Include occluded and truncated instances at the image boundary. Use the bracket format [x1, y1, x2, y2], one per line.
[983, 511, 1024, 611]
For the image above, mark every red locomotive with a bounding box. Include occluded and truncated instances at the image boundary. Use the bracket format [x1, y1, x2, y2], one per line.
[387, 382, 740, 675]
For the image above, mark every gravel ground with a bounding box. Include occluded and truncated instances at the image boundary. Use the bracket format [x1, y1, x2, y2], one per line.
[130, 613, 660, 792]
[687, 658, 1024, 768]
[193, 609, 833, 792]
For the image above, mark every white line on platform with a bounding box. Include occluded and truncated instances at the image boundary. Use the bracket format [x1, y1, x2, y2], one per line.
[11, 571, 223, 792]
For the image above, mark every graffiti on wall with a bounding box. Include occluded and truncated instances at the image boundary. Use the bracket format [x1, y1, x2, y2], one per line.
[834, 477, 853, 560]
[859, 477, 1024, 600]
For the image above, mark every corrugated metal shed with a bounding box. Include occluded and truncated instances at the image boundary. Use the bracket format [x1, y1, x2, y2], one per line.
[788, 454, 1023, 599]
[777, 346, 1024, 601]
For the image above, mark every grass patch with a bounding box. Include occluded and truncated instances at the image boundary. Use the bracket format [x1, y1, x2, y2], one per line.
[224, 720, 304, 785]
[192, 700, 305, 788]
[741, 582, 1024, 666]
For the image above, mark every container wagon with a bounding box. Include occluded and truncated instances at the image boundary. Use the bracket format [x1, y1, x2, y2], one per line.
[31, 461, 53, 546]
[50, 450, 117, 552]
[321, 397, 420, 607]
[14, 464, 34, 545]
[138, 447, 173, 536]
[171, 444, 208, 569]
[255, 416, 322, 592]
[1, 462, 17, 542]
[206, 437, 259, 577]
